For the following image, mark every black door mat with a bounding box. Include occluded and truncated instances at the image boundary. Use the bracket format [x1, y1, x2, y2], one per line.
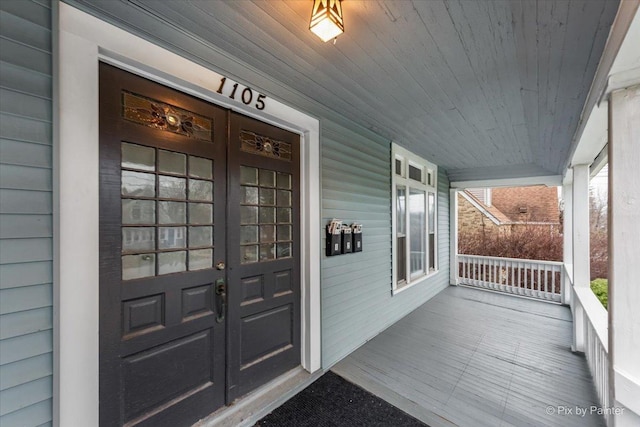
[255, 371, 428, 427]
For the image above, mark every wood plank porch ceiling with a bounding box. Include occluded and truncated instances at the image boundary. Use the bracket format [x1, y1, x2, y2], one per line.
[74, 0, 618, 182]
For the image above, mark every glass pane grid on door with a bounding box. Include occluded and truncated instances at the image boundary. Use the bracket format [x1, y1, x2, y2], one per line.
[239, 166, 292, 264]
[120, 142, 215, 279]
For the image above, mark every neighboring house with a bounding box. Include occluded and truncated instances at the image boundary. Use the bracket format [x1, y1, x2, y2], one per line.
[458, 186, 560, 236]
[1, 1, 638, 427]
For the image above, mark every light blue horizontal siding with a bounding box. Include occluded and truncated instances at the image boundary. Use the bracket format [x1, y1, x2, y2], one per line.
[0, 215, 52, 239]
[0, 262, 52, 290]
[0, 377, 52, 417]
[0, 307, 53, 340]
[0, 61, 52, 100]
[0, 238, 53, 264]
[0, 10, 52, 53]
[0, 330, 52, 367]
[0, 189, 52, 214]
[0, 399, 52, 427]
[0, 1, 53, 426]
[0, 113, 51, 145]
[0, 139, 53, 168]
[0, 39, 51, 77]
[320, 116, 451, 368]
[0, 284, 52, 314]
[0, 89, 52, 123]
[0, 164, 52, 191]
[0, 354, 52, 392]
[0, 0, 51, 28]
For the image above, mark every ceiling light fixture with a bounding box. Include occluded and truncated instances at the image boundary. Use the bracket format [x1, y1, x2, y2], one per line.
[310, 0, 344, 43]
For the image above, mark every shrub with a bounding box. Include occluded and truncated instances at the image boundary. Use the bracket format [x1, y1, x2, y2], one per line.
[590, 278, 608, 309]
[458, 224, 562, 261]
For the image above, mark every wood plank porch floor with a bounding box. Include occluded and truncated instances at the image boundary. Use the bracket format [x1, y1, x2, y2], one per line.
[332, 285, 603, 427]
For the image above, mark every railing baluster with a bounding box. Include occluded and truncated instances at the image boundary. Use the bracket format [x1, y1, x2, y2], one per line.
[510, 260, 515, 291]
[473, 258, 476, 285]
[471, 257, 474, 284]
[483, 259, 487, 288]
[504, 260, 508, 291]
[529, 263, 534, 296]
[465, 257, 469, 283]
[518, 262, 527, 295]
[489, 259, 497, 289]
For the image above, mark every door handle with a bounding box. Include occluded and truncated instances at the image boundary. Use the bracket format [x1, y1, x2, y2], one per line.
[215, 278, 226, 324]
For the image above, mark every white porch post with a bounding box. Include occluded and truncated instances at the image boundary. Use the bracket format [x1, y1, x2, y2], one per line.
[450, 189, 459, 285]
[608, 85, 640, 426]
[562, 182, 573, 305]
[571, 164, 590, 352]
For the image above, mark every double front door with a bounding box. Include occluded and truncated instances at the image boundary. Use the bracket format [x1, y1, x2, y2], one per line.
[98, 64, 300, 426]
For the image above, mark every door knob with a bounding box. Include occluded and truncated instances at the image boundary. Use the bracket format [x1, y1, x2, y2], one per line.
[216, 261, 225, 270]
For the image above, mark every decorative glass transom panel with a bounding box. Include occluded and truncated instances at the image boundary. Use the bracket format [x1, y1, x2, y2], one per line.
[122, 91, 212, 142]
[121, 142, 215, 280]
[240, 165, 292, 264]
[240, 130, 292, 161]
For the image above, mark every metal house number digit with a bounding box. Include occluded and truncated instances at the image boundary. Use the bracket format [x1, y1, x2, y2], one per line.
[217, 77, 266, 110]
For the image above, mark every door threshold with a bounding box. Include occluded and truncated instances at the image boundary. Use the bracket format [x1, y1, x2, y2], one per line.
[193, 367, 323, 427]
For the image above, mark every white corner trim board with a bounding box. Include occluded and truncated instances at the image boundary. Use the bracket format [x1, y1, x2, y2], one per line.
[58, 4, 321, 426]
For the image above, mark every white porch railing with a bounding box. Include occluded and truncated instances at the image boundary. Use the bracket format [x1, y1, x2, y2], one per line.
[457, 254, 564, 302]
[571, 270, 610, 425]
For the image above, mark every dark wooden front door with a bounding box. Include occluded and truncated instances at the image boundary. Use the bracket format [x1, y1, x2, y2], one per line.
[99, 64, 300, 426]
[226, 113, 301, 401]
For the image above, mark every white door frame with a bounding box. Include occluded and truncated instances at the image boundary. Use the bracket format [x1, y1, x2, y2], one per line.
[57, 4, 321, 425]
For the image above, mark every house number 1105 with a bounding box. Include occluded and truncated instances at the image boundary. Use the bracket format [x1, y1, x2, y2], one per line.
[216, 77, 266, 110]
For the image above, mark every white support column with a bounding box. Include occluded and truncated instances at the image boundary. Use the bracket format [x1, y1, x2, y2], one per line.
[572, 164, 590, 352]
[450, 189, 459, 285]
[562, 182, 573, 305]
[572, 164, 591, 288]
[609, 85, 640, 426]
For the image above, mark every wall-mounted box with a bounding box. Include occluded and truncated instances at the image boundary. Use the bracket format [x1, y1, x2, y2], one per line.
[341, 227, 352, 254]
[326, 226, 341, 256]
[326, 220, 362, 256]
[352, 232, 362, 252]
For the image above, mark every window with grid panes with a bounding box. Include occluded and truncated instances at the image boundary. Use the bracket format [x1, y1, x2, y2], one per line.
[239, 166, 293, 263]
[392, 143, 438, 293]
[120, 142, 215, 280]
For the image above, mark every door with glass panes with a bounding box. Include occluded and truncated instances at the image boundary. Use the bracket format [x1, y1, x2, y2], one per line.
[99, 64, 300, 427]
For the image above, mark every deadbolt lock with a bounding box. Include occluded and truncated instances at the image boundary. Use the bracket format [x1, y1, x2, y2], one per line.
[216, 261, 225, 270]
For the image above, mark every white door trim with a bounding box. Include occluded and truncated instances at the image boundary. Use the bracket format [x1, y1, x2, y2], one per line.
[57, 4, 321, 425]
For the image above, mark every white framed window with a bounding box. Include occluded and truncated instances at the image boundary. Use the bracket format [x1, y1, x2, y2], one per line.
[392, 143, 438, 293]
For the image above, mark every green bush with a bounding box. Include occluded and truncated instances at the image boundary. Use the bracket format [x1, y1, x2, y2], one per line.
[590, 278, 608, 309]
